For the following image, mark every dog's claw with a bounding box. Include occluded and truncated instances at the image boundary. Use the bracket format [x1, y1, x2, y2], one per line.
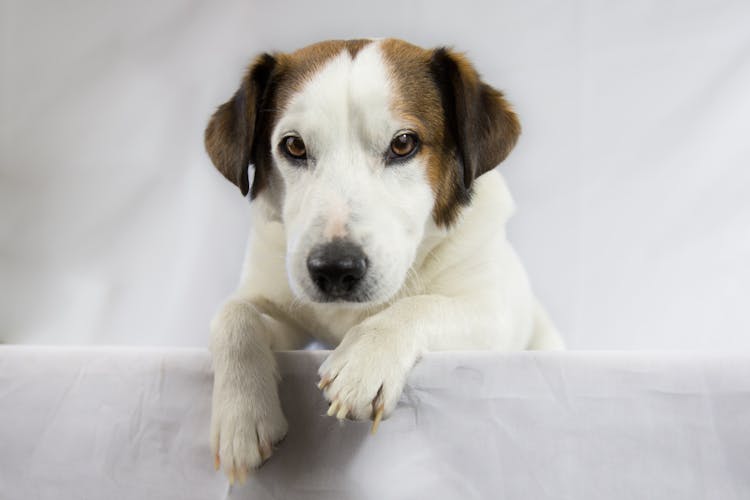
[227, 466, 236, 485]
[214, 453, 220, 471]
[336, 404, 348, 420]
[317, 377, 331, 390]
[259, 442, 272, 461]
[371, 404, 385, 434]
[237, 465, 248, 485]
[327, 400, 340, 417]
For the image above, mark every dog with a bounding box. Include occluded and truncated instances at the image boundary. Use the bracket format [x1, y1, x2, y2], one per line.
[205, 38, 564, 483]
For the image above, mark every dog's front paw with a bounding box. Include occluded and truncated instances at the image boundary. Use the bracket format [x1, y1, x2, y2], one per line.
[210, 388, 287, 484]
[317, 327, 416, 431]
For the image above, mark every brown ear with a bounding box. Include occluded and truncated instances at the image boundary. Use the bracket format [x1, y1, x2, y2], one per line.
[204, 53, 276, 197]
[429, 48, 521, 192]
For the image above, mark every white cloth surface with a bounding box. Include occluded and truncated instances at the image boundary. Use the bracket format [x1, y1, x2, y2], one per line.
[1, 1, 750, 349]
[1, 347, 748, 500]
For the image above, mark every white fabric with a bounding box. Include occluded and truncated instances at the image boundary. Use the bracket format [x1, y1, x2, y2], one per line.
[2, 0, 750, 348]
[1, 346, 748, 499]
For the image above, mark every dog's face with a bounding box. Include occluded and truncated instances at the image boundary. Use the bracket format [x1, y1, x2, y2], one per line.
[205, 39, 520, 305]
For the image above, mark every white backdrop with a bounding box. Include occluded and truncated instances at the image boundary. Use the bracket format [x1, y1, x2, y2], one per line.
[2, 0, 749, 349]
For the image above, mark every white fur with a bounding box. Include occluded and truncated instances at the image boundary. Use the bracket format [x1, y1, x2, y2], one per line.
[210, 41, 564, 479]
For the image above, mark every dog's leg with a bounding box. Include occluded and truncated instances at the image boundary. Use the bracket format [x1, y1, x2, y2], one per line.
[210, 297, 306, 482]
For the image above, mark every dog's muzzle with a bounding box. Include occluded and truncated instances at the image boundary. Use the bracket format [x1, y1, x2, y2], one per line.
[306, 239, 368, 300]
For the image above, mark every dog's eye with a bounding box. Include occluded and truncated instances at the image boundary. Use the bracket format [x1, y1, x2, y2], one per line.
[282, 135, 307, 160]
[388, 132, 419, 161]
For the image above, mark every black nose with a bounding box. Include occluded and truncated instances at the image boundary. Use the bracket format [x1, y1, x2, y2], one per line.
[307, 240, 368, 298]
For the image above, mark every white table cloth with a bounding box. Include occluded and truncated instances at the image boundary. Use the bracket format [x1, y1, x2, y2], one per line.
[1, 347, 747, 499]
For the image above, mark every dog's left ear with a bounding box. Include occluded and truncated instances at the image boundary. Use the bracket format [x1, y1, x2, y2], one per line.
[430, 48, 521, 192]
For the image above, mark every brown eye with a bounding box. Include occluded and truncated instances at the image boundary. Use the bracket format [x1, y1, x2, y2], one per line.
[389, 132, 419, 160]
[282, 135, 307, 160]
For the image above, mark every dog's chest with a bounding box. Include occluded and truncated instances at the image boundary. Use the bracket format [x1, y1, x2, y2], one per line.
[294, 305, 378, 346]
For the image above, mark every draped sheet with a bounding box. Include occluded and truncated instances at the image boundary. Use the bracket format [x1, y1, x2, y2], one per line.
[1, 347, 748, 499]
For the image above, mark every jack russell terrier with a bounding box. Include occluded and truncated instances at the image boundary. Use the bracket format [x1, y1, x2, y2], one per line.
[205, 38, 563, 483]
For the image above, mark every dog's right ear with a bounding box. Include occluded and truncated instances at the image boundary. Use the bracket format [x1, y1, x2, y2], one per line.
[205, 53, 277, 197]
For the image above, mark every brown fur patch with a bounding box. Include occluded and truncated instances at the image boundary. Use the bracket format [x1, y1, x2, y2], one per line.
[379, 40, 462, 226]
[380, 39, 521, 226]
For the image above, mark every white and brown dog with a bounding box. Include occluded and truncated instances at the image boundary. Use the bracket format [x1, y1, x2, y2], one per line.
[205, 38, 563, 483]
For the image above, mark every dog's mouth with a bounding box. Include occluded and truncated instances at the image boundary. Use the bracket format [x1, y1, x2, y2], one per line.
[307, 291, 371, 304]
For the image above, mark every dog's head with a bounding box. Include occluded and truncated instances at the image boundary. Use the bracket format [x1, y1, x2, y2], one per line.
[205, 39, 520, 305]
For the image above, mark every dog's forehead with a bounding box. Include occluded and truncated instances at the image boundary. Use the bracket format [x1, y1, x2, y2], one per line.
[273, 39, 442, 138]
[273, 39, 373, 108]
